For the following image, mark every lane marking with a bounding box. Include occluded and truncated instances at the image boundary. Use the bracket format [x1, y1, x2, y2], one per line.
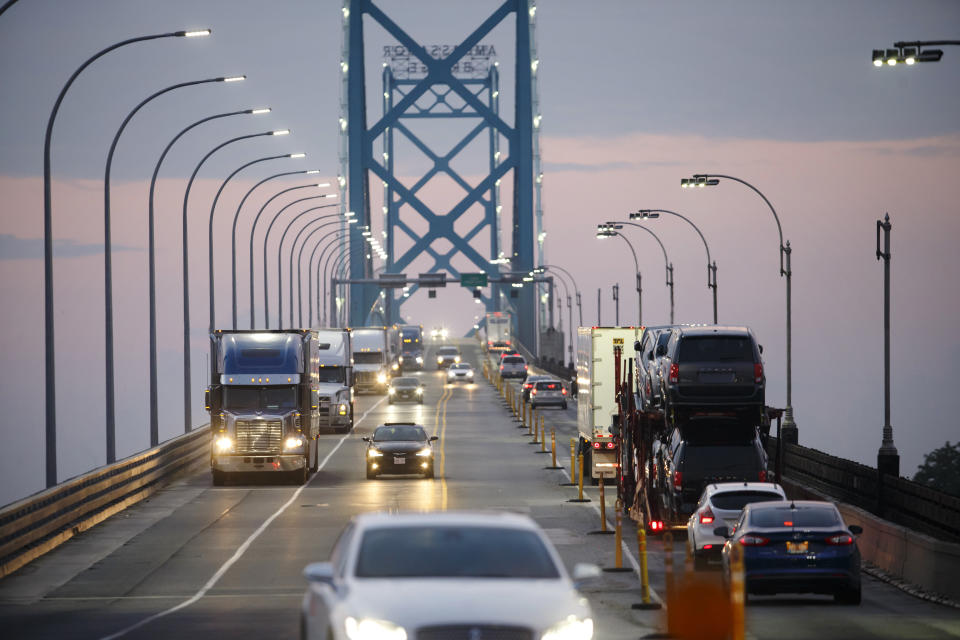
[99, 397, 386, 640]
[439, 384, 452, 510]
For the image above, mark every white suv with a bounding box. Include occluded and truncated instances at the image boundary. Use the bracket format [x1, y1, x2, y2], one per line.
[499, 354, 528, 379]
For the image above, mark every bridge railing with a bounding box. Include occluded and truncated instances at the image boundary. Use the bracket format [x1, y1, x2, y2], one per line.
[0, 426, 210, 578]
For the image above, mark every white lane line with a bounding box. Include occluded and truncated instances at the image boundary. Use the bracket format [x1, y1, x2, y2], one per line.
[100, 397, 386, 640]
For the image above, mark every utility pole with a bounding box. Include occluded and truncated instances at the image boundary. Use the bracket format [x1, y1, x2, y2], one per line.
[597, 288, 601, 326]
[613, 283, 619, 326]
[876, 214, 898, 514]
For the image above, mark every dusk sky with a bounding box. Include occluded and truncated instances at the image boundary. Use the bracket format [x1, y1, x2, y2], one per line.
[1, 0, 958, 506]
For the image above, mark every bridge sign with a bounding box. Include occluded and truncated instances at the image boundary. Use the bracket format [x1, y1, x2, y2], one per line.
[460, 273, 488, 288]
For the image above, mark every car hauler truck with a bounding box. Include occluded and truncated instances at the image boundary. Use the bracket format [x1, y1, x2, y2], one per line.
[576, 326, 644, 485]
[206, 329, 321, 485]
[350, 326, 391, 394]
[315, 328, 354, 433]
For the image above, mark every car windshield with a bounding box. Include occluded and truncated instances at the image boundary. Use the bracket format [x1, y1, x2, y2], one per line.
[223, 386, 297, 412]
[373, 425, 426, 441]
[749, 505, 841, 528]
[503, 356, 524, 364]
[678, 336, 754, 362]
[438, 347, 459, 355]
[710, 491, 783, 511]
[393, 377, 419, 387]
[450, 364, 471, 370]
[354, 526, 560, 579]
[354, 352, 384, 364]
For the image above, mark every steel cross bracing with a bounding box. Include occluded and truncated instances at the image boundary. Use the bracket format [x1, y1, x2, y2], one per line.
[343, 0, 537, 353]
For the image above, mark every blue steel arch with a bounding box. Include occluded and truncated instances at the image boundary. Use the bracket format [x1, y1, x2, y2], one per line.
[344, 0, 536, 352]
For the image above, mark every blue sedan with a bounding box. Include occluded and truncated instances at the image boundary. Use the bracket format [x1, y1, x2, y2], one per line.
[716, 500, 863, 604]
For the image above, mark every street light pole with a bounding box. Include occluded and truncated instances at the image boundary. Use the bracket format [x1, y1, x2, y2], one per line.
[285, 217, 342, 328]
[596, 226, 641, 325]
[608, 221, 674, 324]
[43, 27, 210, 486]
[309, 229, 349, 326]
[634, 208, 718, 323]
[148, 107, 264, 447]
[876, 214, 898, 484]
[612, 283, 619, 325]
[231, 168, 320, 329]
[104, 75, 237, 461]
[683, 173, 796, 443]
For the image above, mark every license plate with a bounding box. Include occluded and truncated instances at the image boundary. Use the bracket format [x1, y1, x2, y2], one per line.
[393, 456, 405, 465]
[786, 540, 809, 554]
[699, 371, 735, 383]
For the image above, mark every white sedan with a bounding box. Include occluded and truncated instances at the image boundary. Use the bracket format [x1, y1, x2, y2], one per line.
[446, 362, 475, 383]
[301, 511, 597, 640]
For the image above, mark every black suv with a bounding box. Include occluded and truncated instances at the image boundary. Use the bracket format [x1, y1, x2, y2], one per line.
[634, 325, 674, 412]
[655, 419, 769, 523]
[659, 325, 765, 426]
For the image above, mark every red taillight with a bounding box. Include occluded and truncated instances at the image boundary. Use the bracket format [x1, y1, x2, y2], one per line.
[703, 544, 713, 550]
[606, 442, 615, 449]
[699, 506, 715, 525]
[649, 521, 664, 532]
[739, 534, 769, 546]
[531, 389, 537, 395]
[754, 363, 763, 383]
[758, 469, 767, 482]
[673, 470, 682, 491]
[592, 441, 601, 449]
[505, 340, 511, 345]
[826, 534, 854, 546]
[499, 365, 504, 371]
[561, 388, 567, 395]
[669, 363, 679, 383]
[524, 365, 528, 370]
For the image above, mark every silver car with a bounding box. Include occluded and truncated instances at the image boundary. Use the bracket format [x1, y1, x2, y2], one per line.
[301, 511, 597, 640]
[686, 481, 786, 569]
[498, 354, 527, 379]
[446, 362, 475, 383]
[530, 379, 568, 409]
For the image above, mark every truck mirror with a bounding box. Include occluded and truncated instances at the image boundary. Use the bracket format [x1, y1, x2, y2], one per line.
[634, 340, 642, 351]
[204, 388, 210, 411]
[361, 436, 370, 442]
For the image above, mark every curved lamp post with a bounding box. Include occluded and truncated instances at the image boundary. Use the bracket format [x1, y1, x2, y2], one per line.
[181, 128, 286, 434]
[103, 74, 242, 460]
[147, 106, 268, 446]
[231, 169, 321, 329]
[271, 209, 341, 326]
[322, 223, 357, 326]
[43, 27, 210, 486]
[206, 145, 300, 333]
[249, 184, 331, 328]
[289, 218, 345, 328]
[595, 225, 642, 325]
[605, 220, 674, 324]
[682, 173, 796, 442]
[536, 264, 580, 365]
[311, 229, 350, 326]
[633, 208, 718, 323]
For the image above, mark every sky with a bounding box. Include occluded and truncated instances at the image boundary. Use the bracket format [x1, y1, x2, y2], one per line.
[0, 0, 959, 506]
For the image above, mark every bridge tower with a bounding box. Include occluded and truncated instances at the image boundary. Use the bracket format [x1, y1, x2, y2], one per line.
[341, 0, 541, 353]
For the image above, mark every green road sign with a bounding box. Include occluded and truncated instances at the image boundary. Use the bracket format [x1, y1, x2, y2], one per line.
[460, 273, 488, 288]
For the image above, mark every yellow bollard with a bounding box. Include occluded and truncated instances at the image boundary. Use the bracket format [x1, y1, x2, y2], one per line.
[630, 527, 661, 609]
[531, 410, 538, 441]
[577, 454, 585, 500]
[551, 428, 558, 467]
[598, 474, 608, 532]
[731, 540, 745, 640]
[570, 439, 576, 479]
[540, 421, 546, 453]
[614, 506, 623, 567]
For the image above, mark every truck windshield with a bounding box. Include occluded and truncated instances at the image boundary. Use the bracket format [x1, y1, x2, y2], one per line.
[224, 386, 297, 412]
[317, 366, 345, 383]
[354, 352, 383, 365]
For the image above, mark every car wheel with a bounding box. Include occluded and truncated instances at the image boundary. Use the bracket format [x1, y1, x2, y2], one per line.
[562, 402, 568, 410]
[835, 585, 862, 605]
[309, 439, 319, 473]
[366, 467, 377, 480]
[291, 463, 308, 485]
[424, 467, 435, 479]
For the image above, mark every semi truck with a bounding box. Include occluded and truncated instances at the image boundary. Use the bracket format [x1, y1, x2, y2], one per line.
[315, 328, 354, 433]
[350, 326, 391, 394]
[397, 324, 425, 371]
[484, 311, 512, 353]
[576, 326, 644, 484]
[206, 329, 322, 485]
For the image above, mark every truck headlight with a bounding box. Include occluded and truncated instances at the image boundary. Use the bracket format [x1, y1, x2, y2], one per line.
[344, 617, 406, 640]
[541, 616, 593, 640]
[454, 355, 461, 363]
[284, 436, 304, 451]
[437, 356, 444, 364]
[338, 403, 348, 416]
[398, 355, 404, 364]
[416, 387, 423, 395]
[388, 387, 396, 395]
[415, 356, 423, 364]
[391, 362, 399, 371]
[377, 372, 387, 384]
[214, 436, 233, 453]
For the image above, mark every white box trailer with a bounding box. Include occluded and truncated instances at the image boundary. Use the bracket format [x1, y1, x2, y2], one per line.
[576, 326, 644, 482]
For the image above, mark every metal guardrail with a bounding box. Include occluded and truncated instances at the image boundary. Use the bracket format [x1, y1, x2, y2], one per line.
[766, 436, 960, 543]
[0, 426, 210, 578]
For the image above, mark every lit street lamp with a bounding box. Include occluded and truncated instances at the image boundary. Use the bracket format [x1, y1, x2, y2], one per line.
[280, 214, 342, 328]
[42, 27, 210, 486]
[633, 209, 718, 323]
[605, 220, 675, 324]
[596, 224, 641, 324]
[681, 173, 797, 443]
[871, 40, 957, 66]
[309, 229, 350, 327]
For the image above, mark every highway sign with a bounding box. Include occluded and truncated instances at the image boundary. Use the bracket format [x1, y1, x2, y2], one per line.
[460, 273, 488, 287]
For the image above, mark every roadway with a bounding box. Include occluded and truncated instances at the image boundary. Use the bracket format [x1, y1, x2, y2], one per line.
[0, 340, 957, 639]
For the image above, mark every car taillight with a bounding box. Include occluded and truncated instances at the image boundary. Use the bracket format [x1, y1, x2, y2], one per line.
[524, 365, 528, 370]
[754, 363, 763, 383]
[561, 388, 567, 395]
[673, 470, 682, 491]
[826, 534, 854, 546]
[758, 469, 767, 482]
[738, 534, 769, 546]
[524, 383, 533, 389]
[669, 363, 679, 383]
[649, 521, 664, 532]
[699, 506, 715, 525]
[531, 389, 537, 395]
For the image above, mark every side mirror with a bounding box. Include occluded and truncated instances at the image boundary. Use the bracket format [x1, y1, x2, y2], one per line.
[713, 526, 730, 538]
[303, 562, 335, 585]
[361, 436, 370, 442]
[571, 562, 601, 584]
[429, 436, 439, 442]
[849, 524, 863, 535]
[759, 344, 764, 354]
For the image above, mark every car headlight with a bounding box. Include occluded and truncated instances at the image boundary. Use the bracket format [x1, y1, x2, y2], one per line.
[437, 356, 444, 364]
[388, 387, 396, 395]
[415, 356, 423, 364]
[214, 436, 233, 453]
[377, 372, 388, 384]
[398, 355, 404, 364]
[416, 448, 432, 457]
[454, 355, 461, 363]
[344, 617, 407, 640]
[541, 616, 594, 640]
[391, 362, 399, 371]
[416, 387, 423, 395]
[367, 449, 383, 458]
[284, 436, 304, 451]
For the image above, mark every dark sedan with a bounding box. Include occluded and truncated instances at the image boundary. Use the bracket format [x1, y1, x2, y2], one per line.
[362, 423, 438, 479]
[388, 376, 424, 404]
[717, 500, 863, 604]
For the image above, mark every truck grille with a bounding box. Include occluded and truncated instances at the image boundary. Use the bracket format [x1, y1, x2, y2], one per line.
[235, 420, 282, 453]
[416, 626, 532, 640]
[318, 396, 332, 410]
